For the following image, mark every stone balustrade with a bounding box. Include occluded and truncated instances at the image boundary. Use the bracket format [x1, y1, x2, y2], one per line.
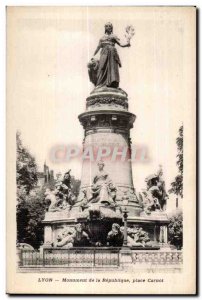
[18, 248, 183, 269]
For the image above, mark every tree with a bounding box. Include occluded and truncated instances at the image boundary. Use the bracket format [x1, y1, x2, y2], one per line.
[17, 187, 47, 249]
[16, 186, 30, 245]
[169, 125, 183, 198]
[71, 176, 81, 197]
[168, 211, 183, 249]
[16, 132, 45, 248]
[16, 132, 38, 194]
[16, 133, 82, 249]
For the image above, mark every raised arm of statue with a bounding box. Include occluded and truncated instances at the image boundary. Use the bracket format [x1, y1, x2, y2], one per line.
[115, 39, 131, 48]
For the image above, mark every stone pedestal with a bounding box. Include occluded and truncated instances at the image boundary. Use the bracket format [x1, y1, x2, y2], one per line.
[42, 212, 76, 246]
[128, 212, 169, 247]
[42, 88, 169, 250]
[78, 87, 141, 216]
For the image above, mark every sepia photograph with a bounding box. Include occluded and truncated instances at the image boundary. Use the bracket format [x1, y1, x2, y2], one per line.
[6, 6, 196, 294]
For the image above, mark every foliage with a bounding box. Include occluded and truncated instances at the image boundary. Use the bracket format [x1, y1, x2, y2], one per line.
[168, 211, 183, 249]
[17, 186, 47, 249]
[16, 132, 46, 249]
[169, 125, 183, 198]
[176, 125, 183, 176]
[169, 174, 183, 198]
[16, 132, 38, 194]
[71, 176, 81, 197]
[16, 132, 82, 249]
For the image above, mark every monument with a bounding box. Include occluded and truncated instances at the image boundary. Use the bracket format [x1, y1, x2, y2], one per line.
[42, 22, 169, 250]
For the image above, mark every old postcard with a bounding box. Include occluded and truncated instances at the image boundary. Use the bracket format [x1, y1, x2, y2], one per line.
[6, 6, 196, 294]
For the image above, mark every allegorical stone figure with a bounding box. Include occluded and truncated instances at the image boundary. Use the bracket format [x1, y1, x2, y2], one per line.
[107, 223, 124, 247]
[73, 223, 90, 247]
[88, 22, 133, 88]
[54, 224, 90, 248]
[121, 226, 151, 247]
[89, 160, 117, 206]
[45, 170, 76, 212]
[54, 227, 75, 249]
[139, 166, 169, 214]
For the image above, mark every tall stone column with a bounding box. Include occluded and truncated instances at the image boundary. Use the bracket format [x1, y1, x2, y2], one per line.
[78, 87, 142, 216]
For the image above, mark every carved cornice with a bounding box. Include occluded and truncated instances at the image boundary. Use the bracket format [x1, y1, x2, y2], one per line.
[84, 129, 130, 141]
[86, 87, 129, 111]
[90, 86, 128, 97]
[79, 110, 136, 132]
[86, 95, 128, 110]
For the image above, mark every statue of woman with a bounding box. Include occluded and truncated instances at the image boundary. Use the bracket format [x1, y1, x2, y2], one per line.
[90, 22, 130, 88]
[89, 160, 116, 206]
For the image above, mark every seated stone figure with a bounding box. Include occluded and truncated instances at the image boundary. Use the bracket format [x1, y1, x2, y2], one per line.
[54, 224, 90, 248]
[107, 223, 123, 247]
[89, 160, 117, 206]
[134, 227, 150, 246]
[121, 226, 151, 247]
[73, 223, 90, 247]
[54, 227, 75, 249]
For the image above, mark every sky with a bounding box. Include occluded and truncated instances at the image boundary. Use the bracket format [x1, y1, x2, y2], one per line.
[7, 7, 192, 210]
